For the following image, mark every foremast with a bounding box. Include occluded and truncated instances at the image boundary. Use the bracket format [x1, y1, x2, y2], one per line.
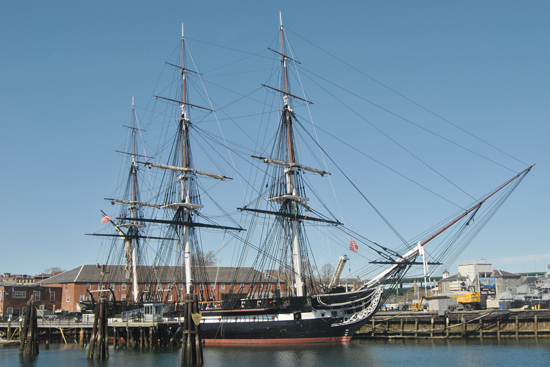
[252, 14, 328, 298]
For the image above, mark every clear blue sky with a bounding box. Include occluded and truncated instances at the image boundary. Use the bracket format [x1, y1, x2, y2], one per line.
[1, 1, 548, 276]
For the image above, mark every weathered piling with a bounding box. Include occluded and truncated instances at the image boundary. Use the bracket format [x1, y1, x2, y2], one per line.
[181, 294, 203, 365]
[87, 297, 109, 359]
[79, 329, 85, 347]
[19, 297, 39, 356]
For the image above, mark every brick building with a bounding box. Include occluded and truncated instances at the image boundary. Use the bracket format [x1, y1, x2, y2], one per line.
[0, 284, 62, 317]
[1, 273, 36, 285]
[39, 264, 286, 313]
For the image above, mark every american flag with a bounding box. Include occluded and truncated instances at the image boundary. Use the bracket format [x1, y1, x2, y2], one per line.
[101, 215, 112, 224]
[349, 239, 358, 253]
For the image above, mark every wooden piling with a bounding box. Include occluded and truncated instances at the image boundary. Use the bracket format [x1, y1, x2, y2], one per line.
[181, 294, 203, 365]
[87, 296, 109, 359]
[114, 328, 118, 348]
[129, 328, 136, 348]
[479, 319, 483, 339]
[19, 298, 38, 356]
[515, 316, 519, 339]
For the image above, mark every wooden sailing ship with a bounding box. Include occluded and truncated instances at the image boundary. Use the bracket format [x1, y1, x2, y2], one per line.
[89, 17, 533, 344]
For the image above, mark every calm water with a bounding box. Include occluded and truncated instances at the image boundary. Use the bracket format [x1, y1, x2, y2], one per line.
[1, 338, 549, 367]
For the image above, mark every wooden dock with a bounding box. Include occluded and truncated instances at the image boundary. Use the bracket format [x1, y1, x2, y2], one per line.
[1, 309, 549, 345]
[0, 319, 184, 347]
[356, 309, 550, 339]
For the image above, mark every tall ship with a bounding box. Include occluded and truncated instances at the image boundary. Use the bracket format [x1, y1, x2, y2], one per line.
[91, 17, 533, 344]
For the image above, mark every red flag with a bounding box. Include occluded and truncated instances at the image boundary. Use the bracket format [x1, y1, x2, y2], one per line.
[101, 215, 111, 224]
[349, 239, 358, 253]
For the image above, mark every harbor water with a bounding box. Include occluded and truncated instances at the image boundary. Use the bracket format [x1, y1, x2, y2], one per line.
[1, 338, 549, 367]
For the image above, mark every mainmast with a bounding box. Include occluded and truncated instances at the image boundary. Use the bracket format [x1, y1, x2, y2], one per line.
[180, 23, 194, 295]
[140, 25, 241, 297]
[129, 96, 139, 302]
[279, 16, 303, 297]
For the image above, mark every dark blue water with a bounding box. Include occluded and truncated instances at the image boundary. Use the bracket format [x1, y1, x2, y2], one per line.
[1, 338, 549, 367]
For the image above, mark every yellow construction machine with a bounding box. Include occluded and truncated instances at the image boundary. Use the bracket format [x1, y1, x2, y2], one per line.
[447, 292, 481, 311]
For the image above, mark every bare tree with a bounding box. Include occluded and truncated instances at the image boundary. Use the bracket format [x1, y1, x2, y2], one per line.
[320, 263, 335, 287]
[43, 267, 64, 275]
[197, 251, 216, 266]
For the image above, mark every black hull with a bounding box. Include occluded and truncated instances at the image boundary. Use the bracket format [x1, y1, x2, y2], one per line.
[200, 313, 369, 344]
[199, 286, 383, 344]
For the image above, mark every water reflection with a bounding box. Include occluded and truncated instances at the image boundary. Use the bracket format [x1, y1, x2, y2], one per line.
[1, 339, 550, 367]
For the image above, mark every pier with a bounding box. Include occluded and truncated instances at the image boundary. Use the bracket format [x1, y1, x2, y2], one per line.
[1, 309, 549, 345]
[356, 309, 550, 339]
[0, 318, 185, 347]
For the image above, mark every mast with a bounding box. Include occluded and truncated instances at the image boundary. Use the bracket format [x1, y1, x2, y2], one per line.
[250, 14, 324, 297]
[93, 97, 146, 303]
[130, 96, 139, 302]
[141, 24, 241, 298]
[280, 14, 303, 297]
[180, 23, 194, 295]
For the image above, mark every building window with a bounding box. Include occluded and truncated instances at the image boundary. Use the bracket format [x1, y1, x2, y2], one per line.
[97, 283, 102, 290]
[121, 283, 127, 290]
[178, 294, 183, 301]
[50, 291, 55, 301]
[156, 294, 162, 302]
[179, 283, 184, 290]
[168, 294, 172, 302]
[200, 284, 204, 290]
[210, 283, 215, 290]
[221, 283, 225, 290]
[12, 291, 26, 299]
[66, 294, 70, 302]
[121, 294, 126, 301]
[109, 294, 113, 301]
[168, 283, 173, 289]
[7, 307, 13, 315]
[86, 295, 91, 301]
[110, 283, 115, 290]
[145, 284, 150, 291]
[259, 283, 263, 290]
[33, 290, 41, 301]
[86, 283, 91, 290]
[65, 284, 68, 291]
[80, 295, 85, 302]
